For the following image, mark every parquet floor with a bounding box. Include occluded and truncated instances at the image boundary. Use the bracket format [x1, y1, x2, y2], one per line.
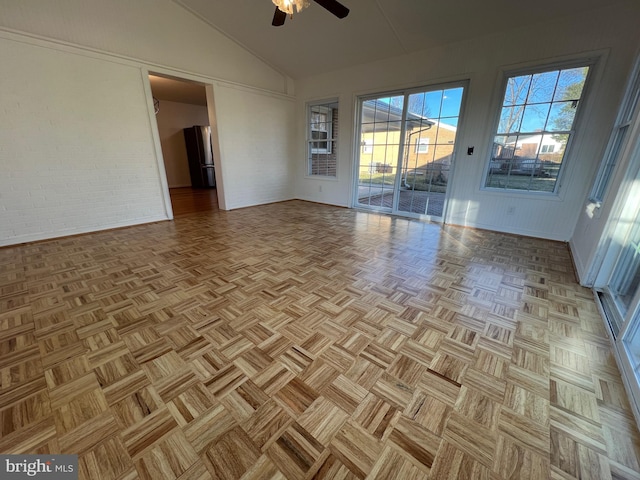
[1, 200, 640, 479]
[170, 187, 218, 216]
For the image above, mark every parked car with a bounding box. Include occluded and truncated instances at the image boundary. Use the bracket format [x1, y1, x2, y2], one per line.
[489, 157, 549, 177]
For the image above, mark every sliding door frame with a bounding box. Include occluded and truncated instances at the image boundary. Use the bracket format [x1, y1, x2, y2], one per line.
[591, 90, 640, 428]
[352, 80, 469, 222]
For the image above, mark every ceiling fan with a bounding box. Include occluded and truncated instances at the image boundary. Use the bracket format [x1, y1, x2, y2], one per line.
[271, 0, 349, 26]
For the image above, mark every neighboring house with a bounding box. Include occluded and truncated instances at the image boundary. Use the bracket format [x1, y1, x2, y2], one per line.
[359, 100, 456, 180]
[490, 133, 565, 176]
[510, 133, 564, 156]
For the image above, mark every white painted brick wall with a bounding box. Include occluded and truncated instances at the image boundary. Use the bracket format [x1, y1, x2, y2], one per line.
[0, 38, 167, 246]
[214, 86, 296, 210]
[0, 0, 289, 95]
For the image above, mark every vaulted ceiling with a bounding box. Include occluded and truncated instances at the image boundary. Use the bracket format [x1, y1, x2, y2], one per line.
[173, 0, 631, 79]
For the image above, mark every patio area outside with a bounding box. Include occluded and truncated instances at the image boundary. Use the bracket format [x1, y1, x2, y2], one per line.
[357, 186, 445, 217]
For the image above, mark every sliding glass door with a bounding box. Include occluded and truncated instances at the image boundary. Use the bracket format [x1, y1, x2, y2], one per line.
[600, 195, 640, 418]
[623, 310, 640, 407]
[355, 82, 466, 219]
[608, 218, 640, 332]
[356, 94, 404, 210]
[594, 56, 640, 420]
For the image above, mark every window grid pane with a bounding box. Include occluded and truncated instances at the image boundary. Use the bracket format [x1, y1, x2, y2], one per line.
[485, 65, 590, 193]
[590, 58, 640, 203]
[308, 102, 338, 177]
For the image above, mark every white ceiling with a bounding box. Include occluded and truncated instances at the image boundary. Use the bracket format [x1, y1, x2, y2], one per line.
[173, 0, 629, 79]
[149, 74, 207, 105]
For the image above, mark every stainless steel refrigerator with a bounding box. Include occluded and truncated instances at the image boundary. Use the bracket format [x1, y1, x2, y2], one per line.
[184, 126, 216, 188]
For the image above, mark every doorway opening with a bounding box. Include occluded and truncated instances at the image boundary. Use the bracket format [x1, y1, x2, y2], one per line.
[149, 73, 219, 215]
[354, 82, 467, 221]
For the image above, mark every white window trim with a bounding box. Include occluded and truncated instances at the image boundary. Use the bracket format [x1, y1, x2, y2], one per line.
[415, 138, 429, 154]
[307, 99, 338, 178]
[481, 58, 597, 195]
[310, 105, 333, 154]
[589, 55, 640, 205]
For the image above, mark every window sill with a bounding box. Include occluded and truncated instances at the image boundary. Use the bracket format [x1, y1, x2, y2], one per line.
[305, 175, 339, 181]
[479, 186, 563, 200]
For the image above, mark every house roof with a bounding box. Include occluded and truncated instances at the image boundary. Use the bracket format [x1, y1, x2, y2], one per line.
[361, 99, 434, 130]
[499, 133, 563, 146]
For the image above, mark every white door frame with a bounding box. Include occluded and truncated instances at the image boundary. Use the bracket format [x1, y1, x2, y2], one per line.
[352, 80, 469, 222]
[142, 69, 226, 214]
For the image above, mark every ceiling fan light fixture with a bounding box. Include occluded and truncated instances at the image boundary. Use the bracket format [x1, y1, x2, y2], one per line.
[272, 0, 309, 16]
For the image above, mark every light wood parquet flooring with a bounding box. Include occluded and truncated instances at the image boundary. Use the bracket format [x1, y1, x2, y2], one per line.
[170, 188, 218, 216]
[1, 200, 640, 479]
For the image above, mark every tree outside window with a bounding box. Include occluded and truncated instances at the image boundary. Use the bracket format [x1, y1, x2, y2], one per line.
[485, 64, 591, 193]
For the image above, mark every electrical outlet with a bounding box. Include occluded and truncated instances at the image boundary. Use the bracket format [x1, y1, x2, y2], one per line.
[319, 185, 322, 193]
[507, 206, 515, 215]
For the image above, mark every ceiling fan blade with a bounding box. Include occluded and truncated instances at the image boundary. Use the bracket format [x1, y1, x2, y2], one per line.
[312, 0, 349, 19]
[272, 7, 287, 26]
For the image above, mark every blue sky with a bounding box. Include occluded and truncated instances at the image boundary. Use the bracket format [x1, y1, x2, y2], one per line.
[373, 87, 464, 128]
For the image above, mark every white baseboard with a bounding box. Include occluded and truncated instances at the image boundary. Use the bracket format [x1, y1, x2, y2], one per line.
[0, 215, 171, 247]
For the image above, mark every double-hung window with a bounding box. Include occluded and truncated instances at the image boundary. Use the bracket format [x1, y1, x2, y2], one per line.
[484, 62, 592, 193]
[310, 106, 332, 154]
[308, 101, 337, 177]
[589, 57, 640, 204]
[415, 138, 429, 154]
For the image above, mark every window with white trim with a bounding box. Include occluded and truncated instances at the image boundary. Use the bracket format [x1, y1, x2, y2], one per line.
[415, 138, 429, 154]
[589, 57, 640, 204]
[308, 101, 338, 177]
[484, 62, 592, 193]
[310, 106, 332, 154]
[541, 144, 555, 153]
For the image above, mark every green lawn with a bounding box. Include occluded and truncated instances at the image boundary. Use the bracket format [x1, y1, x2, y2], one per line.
[358, 172, 396, 186]
[485, 174, 557, 192]
[359, 171, 559, 193]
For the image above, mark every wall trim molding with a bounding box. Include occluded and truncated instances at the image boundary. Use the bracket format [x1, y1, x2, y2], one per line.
[0, 27, 295, 101]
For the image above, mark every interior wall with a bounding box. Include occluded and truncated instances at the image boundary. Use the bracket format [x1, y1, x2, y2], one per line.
[0, 38, 167, 246]
[0, 0, 297, 245]
[294, 3, 640, 242]
[213, 85, 296, 209]
[0, 0, 290, 94]
[570, 72, 640, 285]
[154, 100, 209, 188]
